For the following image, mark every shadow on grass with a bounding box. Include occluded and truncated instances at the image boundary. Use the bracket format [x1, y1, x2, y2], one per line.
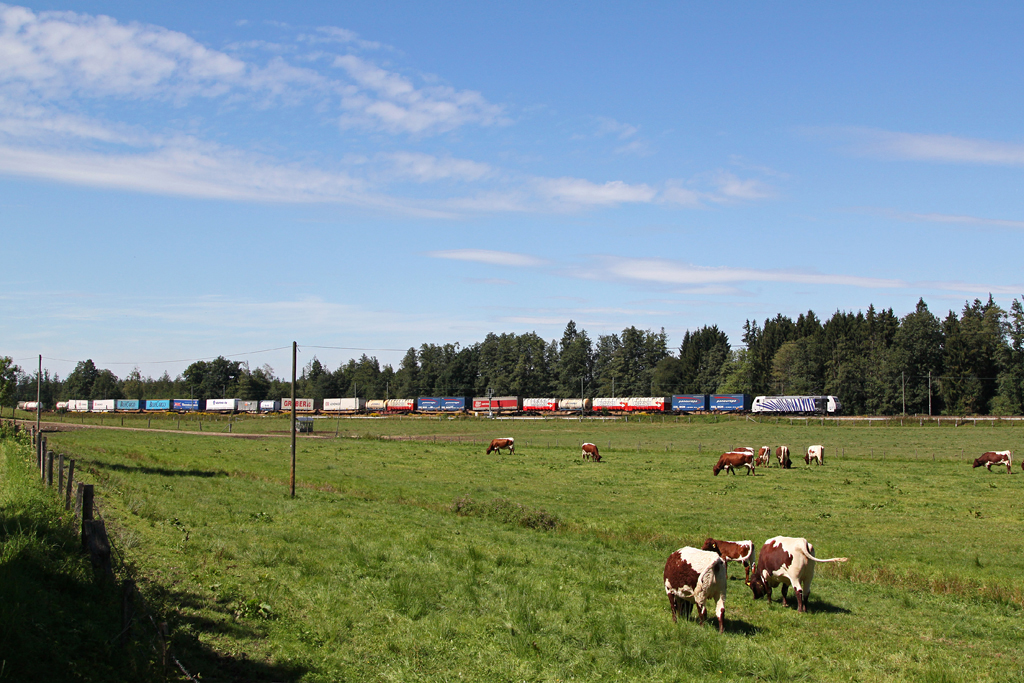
[808, 597, 852, 614]
[92, 461, 230, 478]
[724, 617, 761, 636]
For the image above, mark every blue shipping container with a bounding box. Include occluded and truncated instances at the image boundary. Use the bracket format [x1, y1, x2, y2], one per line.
[417, 397, 442, 411]
[672, 394, 708, 411]
[440, 397, 467, 411]
[173, 399, 200, 411]
[709, 394, 751, 411]
[116, 399, 140, 411]
[145, 399, 171, 411]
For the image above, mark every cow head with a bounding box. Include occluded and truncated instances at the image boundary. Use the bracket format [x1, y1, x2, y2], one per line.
[972, 458, 984, 468]
[712, 462, 722, 476]
[746, 571, 767, 599]
[702, 538, 719, 553]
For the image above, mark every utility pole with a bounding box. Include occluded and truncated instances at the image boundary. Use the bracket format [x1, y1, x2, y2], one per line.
[35, 355, 41, 438]
[290, 341, 296, 498]
[928, 371, 932, 417]
[487, 387, 493, 419]
[901, 371, 906, 416]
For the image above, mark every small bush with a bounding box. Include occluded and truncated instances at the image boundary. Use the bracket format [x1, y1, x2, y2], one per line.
[450, 495, 561, 530]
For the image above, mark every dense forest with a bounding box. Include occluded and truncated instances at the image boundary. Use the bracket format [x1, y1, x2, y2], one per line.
[3, 296, 1024, 416]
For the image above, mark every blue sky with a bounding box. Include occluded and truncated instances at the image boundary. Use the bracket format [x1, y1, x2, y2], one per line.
[2, 1, 1023, 380]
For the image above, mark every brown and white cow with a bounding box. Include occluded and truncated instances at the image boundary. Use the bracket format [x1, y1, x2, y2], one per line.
[756, 446, 772, 467]
[582, 442, 601, 462]
[805, 444, 824, 465]
[776, 446, 792, 469]
[713, 450, 755, 476]
[664, 547, 728, 633]
[973, 450, 1012, 474]
[485, 438, 515, 455]
[702, 538, 754, 582]
[746, 536, 848, 613]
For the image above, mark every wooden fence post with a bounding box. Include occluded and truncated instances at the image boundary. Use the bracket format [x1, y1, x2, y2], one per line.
[65, 459, 75, 510]
[46, 450, 53, 486]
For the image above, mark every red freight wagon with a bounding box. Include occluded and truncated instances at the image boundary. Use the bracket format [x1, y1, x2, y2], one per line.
[472, 396, 522, 412]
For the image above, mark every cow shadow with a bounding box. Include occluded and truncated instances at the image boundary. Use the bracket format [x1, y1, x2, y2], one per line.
[91, 461, 229, 478]
[724, 617, 760, 636]
[807, 597, 851, 614]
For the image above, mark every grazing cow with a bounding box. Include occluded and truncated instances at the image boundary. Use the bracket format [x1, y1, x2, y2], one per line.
[805, 444, 824, 465]
[702, 538, 754, 582]
[485, 438, 515, 455]
[663, 547, 727, 633]
[776, 446, 792, 469]
[582, 442, 601, 462]
[973, 450, 1012, 474]
[756, 446, 772, 467]
[713, 450, 755, 476]
[747, 536, 848, 613]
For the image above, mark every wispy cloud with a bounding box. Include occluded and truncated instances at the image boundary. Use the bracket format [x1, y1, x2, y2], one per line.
[882, 209, 1024, 230]
[836, 127, 1024, 165]
[427, 249, 548, 267]
[333, 54, 507, 134]
[381, 151, 493, 182]
[535, 177, 657, 207]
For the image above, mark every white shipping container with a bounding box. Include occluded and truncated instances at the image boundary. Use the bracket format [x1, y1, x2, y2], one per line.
[69, 399, 90, 412]
[260, 400, 281, 412]
[206, 398, 238, 411]
[523, 398, 559, 410]
[281, 398, 315, 411]
[625, 397, 669, 410]
[18, 401, 40, 411]
[91, 399, 116, 412]
[56, 401, 69, 410]
[558, 398, 591, 411]
[592, 397, 628, 410]
[323, 398, 366, 411]
[366, 399, 387, 411]
[386, 398, 415, 410]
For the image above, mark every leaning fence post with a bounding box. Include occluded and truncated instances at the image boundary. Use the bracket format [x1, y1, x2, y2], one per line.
[75, 482, 91, 521]
[46, 450, 53, 486]
[65, 460, 75, 510]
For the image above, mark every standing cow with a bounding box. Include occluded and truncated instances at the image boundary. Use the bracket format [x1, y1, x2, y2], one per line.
[805, 445, 824, 465]
[973, 450, 1012, 474]
[713, 450, 755, 476]
[486, 438, 515, 455]
[582, 442, 601, 462]
[776, 446, 792, 469]
[664, 547, 728, 633]
[746, 536, 848, 613]
[756, 446, 772, 467]
[702, 538, 754, 582]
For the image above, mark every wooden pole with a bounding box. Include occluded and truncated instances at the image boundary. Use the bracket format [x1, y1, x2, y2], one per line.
[35, 354, 41, 447]
[65, 459, 75, 510]
[290, 341, 297, 498]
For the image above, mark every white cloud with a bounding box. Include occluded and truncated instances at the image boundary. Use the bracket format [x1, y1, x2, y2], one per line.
[841, 128, 1024, 165]
[536, 177, 657, 207]
[333, 54, 506, 134]
[428, 249, 548, 268]
[595, 116, 638, 140]
[382, 151, 493, 182]
[888, 210, 1024, 230]
[709, 170, 775, 201]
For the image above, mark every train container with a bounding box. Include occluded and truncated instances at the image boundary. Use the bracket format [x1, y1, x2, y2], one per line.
[56, 401, 69, 411]
[471, 396, 522, 412]
[281, 398, 315, 412]
[386, 399, 415, 411]
[672, 394, 709, 412]
[709, 394, 752, 412]
[259, 400, 281, 412]
[523, 397, 559, 411]
[17, 401, 41, 411]
[417, 397, 442, 412]
[206, 398, 238, 412]
[366, 399, 387, 411]
[592, 397, 628, 411]
[625, 396, 670, 411]
[91, 399, 116, 412]
[145, 399, 171, 411]
[323, 398, 365, 412]
[441, 397, 468, 412]
[69, 399, 90, 412]
[557, 398, 592, 411]
[173, 399, 200, 412]
[296, 416, 314, 433]
[116, 399, 141, 411]
[238, 400, 258, 412]
[751, 395, 842, 414]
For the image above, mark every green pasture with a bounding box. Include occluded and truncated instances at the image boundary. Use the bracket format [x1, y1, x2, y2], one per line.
[11, 418, 1024, 681]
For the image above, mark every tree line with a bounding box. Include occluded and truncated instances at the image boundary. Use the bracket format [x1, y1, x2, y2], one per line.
[3, 295, 1023, 416]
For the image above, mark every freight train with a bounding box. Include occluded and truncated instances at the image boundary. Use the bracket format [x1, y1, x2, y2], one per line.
[39, 393, 840, 415]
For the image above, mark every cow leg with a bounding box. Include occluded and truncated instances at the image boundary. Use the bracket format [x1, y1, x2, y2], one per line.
[715, 595, 725, 634]
[986, 463, 993, 471]
[682, 600, 693, 621]
[796, 588, 806, 613]
[668, 594, 678, 622]
[697, 604, 707, 626]
[780, 584, 788, 607]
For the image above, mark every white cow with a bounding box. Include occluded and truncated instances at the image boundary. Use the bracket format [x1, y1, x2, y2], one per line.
[805, 444, 824, 465]
[663, 547, 728, 632]
[747, 536, 848, 613]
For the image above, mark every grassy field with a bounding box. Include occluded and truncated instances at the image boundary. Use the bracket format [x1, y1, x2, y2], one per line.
[15, 416, 1024, 681]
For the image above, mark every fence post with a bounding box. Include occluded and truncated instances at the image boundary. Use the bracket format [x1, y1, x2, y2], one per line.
[76, 482, 92, 521]
[46, 451, 53, 486]
[65, 460, 75, 510]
